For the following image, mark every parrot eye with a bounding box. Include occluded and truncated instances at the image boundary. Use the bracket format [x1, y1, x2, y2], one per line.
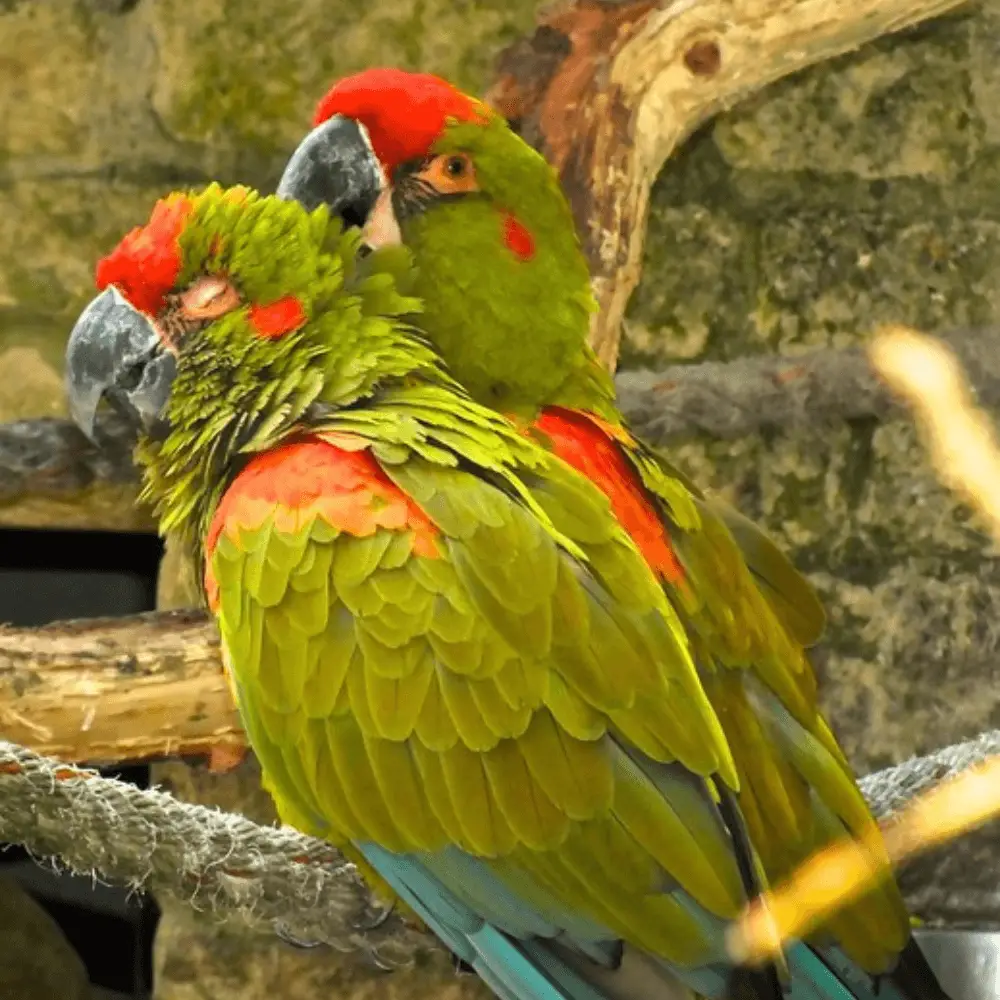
[417, 153, 479, 196]
[178, 274, 242, 321]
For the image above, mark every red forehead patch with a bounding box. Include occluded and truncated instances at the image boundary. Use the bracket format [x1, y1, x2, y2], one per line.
[312, 67, 488, 175]
[95, 195, 193, 316]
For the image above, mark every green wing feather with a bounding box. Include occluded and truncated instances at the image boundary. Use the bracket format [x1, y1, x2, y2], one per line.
[701, 494, 826, 648]
[209, 384, 907, 974]
[618, 434, 908, 971]
[209, 410, 758, 969]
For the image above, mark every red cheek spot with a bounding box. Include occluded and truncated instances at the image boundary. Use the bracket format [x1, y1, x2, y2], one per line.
[248, 295, 307, 339]
[503, 213, 535, 261]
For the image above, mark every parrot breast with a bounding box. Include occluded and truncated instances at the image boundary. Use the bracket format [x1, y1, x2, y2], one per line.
[203, 436, 441, 607]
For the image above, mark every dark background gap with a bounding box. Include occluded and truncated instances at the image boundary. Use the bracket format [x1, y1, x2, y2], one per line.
[0, 527, 164, 999]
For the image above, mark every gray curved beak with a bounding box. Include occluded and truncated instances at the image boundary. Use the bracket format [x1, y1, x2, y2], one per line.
[64, 286, 177, 441]
[277, 114, 382, 228]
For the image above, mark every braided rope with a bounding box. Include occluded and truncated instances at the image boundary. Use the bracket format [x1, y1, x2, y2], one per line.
[1, 734, 998, 961]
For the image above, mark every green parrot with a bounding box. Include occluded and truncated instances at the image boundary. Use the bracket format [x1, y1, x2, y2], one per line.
[63, 183, 947, 1000]
[272, 69, 956, 1000]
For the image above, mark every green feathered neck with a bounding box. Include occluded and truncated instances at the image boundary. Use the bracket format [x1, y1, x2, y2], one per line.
[400, 119, 620, 422]
[133, 186, 444, 558]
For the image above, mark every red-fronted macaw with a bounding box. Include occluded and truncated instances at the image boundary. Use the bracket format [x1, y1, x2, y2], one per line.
[63, 179, 947, 1000]
[272, 68, 954, 1000]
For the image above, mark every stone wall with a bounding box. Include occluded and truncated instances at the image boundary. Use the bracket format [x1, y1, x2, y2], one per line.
[0, 0, 542, 418]
[625, 4, 1000, 776]
[2, 0, 998, 996]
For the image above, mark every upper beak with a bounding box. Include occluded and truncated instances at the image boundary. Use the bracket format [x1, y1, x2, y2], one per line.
[276, 114, 383, 229]
[64, 286, 177, 442]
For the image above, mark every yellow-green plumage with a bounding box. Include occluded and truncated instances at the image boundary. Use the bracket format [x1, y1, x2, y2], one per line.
[294, 79, 917, 981]
[73, 180, 943, 1000]
[210, 432, 751, 959]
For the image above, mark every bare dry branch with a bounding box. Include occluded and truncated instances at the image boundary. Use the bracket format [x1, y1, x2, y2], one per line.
[0, 411, 151, 531]
[487, 0, 971, 369]
[0, 610, 242, 765]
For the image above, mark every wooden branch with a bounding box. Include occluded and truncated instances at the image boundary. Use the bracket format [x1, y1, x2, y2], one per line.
[0, 610, 243, 765]
[486, 0, 971, 370]
[620, 326, 1000, 441]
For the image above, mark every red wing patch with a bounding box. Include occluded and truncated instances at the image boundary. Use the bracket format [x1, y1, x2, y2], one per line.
[204, 437, 440, 607]
[533, 407, 684, 584]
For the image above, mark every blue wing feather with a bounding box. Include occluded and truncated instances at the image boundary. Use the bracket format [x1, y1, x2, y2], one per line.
[356, 841, 915, 1000]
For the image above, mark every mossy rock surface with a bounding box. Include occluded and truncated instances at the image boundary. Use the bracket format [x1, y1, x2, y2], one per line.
[622, 6, 1000, 778]
[0, 0, 542, 422]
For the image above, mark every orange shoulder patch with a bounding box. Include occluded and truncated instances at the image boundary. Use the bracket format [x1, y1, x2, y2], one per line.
[204, 437, 440, 606]
[533, 407, 684, 584]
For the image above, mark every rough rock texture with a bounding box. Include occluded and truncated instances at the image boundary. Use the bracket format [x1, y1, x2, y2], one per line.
[0, 0, 541, 424]
[4, 0, 1000, 994]
[0, 874, 92, 1000]
[621, 5, 1000, 777]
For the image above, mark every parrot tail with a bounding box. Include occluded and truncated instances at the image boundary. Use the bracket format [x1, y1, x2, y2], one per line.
[725, 966, 787, 1000]
[714, 784, 785, 1000]
[580, 939, 956, 1000]
[354, 843, 954, 1000]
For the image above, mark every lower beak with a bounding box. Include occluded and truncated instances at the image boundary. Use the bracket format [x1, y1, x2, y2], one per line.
[277, 115, 383, 229]
[64, 286, 177, 441]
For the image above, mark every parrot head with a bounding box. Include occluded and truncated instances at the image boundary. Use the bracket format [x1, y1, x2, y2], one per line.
[64, 183, 427, 542]
[278, 68, 602, 414]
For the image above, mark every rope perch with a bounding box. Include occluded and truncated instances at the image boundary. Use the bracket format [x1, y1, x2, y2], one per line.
[0, 742, 429, 968]
[2, 733, 999, 962]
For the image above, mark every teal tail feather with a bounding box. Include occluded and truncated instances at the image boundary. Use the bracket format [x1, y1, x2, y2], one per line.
[356, 843, 952, 1000]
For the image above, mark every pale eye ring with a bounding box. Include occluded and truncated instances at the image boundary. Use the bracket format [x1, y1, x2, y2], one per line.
[178, 274, 241, 320]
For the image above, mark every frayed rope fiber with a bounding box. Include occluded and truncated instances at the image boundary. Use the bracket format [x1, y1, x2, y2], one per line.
[2, 733, 1000, 962]
[0, 741, 429, 967]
